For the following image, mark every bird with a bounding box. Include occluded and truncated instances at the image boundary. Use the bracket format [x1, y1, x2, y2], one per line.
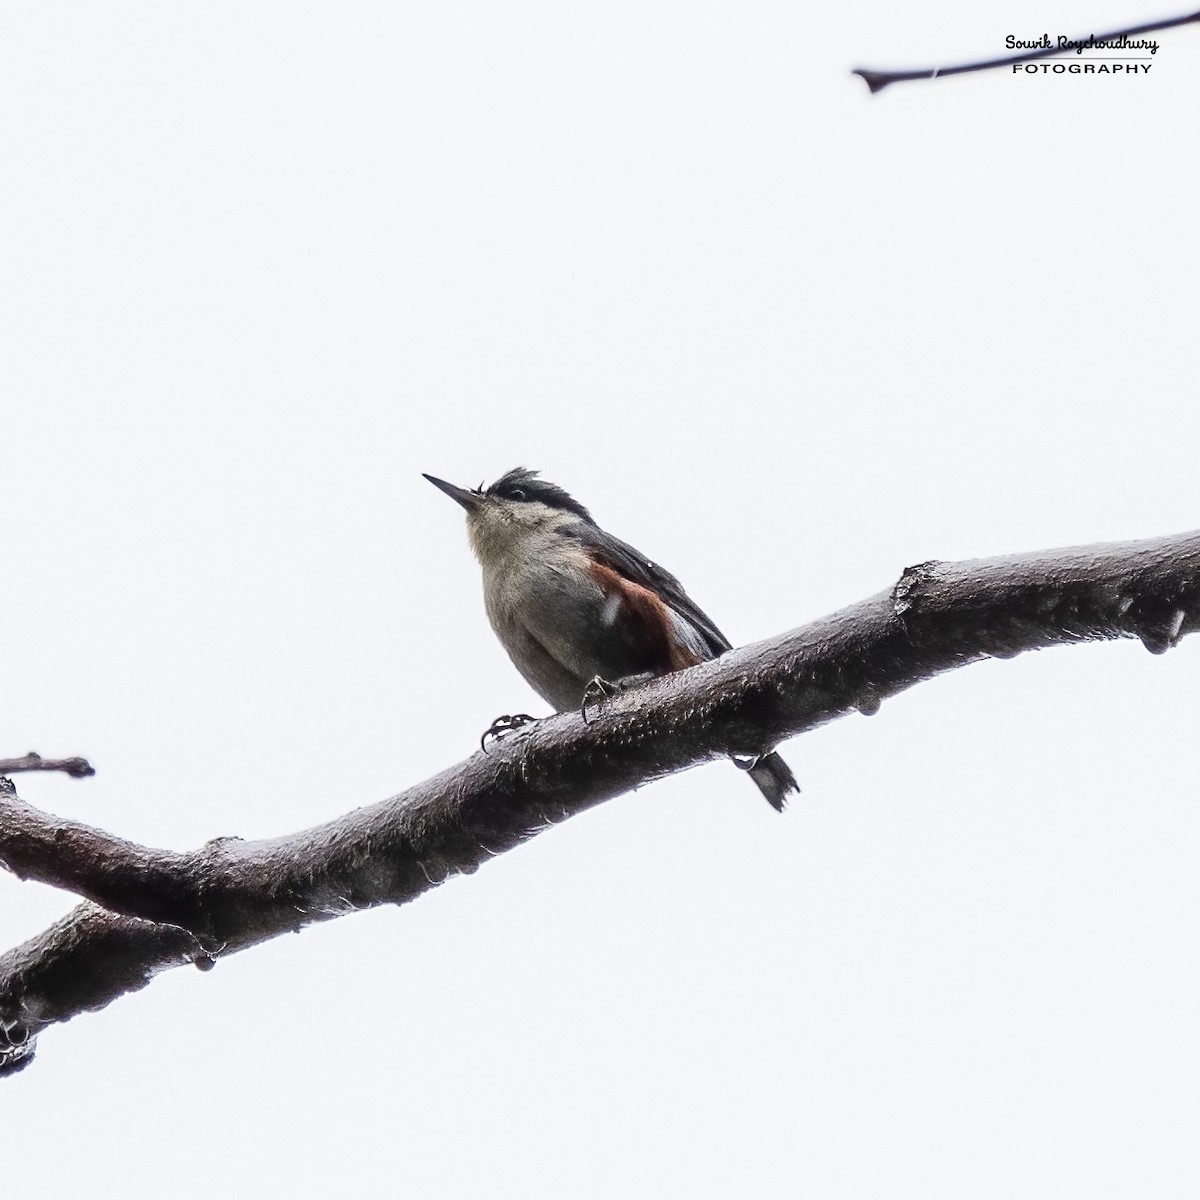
[424, 467, 798, 811]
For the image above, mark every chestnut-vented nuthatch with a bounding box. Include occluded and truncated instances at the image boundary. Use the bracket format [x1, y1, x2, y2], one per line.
[424, 467, 797, 811]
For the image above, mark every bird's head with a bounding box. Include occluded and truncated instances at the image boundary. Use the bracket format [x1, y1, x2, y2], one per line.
[424, 467, 594, 565]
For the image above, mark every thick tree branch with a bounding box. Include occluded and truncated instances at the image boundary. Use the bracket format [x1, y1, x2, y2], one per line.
[0, 901, 201, 1076]
[3, 529, 1199, 1075]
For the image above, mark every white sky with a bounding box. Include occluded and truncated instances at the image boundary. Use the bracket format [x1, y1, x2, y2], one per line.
[3, 2, 1197, 1196]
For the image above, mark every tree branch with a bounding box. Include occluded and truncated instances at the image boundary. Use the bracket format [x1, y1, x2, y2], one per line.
[0, 752, 95, 779]
[3, 529, 1199, 1075]
[853, 9, 1200, 94]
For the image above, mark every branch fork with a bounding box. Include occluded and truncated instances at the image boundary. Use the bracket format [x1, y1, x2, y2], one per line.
[3, 528, 1198, 1075]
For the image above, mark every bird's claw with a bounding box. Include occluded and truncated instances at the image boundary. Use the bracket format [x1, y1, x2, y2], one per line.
[580, 676, 620, 725]
[481, 713, 537, 752]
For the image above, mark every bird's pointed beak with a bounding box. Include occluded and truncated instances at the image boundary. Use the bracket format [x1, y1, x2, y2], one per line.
[423, 473, 484, 512]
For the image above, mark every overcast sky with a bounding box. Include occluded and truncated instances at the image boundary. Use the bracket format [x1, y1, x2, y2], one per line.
[3, 2, 1197, 1196]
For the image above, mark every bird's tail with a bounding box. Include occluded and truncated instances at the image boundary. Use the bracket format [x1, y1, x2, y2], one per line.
[745, 751, 799, 812]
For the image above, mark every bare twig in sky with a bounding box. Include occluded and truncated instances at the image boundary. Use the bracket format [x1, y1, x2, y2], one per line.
[854, 9, 1200, 93]
[0, 752, 95, 779]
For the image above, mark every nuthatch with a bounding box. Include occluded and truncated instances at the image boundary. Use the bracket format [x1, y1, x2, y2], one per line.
[424, 467, 797, 811]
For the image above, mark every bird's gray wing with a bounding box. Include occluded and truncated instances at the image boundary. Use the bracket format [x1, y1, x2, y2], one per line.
[572, 527, 733, 658]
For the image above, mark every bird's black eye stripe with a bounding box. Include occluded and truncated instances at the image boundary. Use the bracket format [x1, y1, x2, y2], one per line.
[484, 468, 594, 522]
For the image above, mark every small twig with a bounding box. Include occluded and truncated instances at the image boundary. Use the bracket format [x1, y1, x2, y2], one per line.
[854, 8, 1200, 94]
[0, 752, 95, 779]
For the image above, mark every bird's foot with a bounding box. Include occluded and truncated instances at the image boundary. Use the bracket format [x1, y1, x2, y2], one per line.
[580, 672, 654, 724]
[480, 712, 538, 753]
[580, 676, 619, 725]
